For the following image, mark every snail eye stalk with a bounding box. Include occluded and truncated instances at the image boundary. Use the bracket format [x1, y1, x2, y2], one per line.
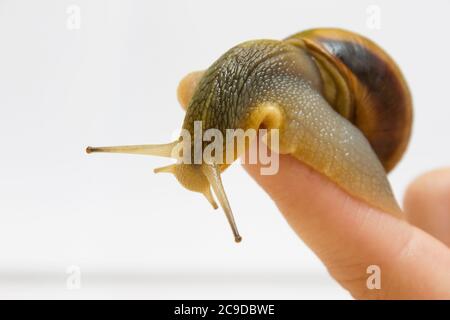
[86, 141, 179, 158]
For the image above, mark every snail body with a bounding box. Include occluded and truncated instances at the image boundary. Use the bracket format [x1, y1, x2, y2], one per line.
[87, 28, 412, 243]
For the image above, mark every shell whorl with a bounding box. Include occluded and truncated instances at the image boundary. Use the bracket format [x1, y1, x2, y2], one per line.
[285, 28, 413, 172]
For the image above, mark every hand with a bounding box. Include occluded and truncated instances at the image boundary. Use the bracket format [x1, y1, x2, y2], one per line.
[177, 72, 450, 298]
[243, 143, 450, 299]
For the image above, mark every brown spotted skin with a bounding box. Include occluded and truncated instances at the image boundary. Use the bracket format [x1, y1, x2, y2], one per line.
[286, 28, 413, 172]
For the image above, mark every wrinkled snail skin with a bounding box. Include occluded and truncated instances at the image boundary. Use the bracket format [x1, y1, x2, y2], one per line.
[87, 28, 412, 242]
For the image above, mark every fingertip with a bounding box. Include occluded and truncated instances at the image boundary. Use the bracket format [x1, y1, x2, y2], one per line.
[241, 147, 450, 298]
[404, 167, 450, 246]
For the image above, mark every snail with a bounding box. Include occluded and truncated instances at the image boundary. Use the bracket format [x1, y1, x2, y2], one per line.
[86, 28, 412, 243]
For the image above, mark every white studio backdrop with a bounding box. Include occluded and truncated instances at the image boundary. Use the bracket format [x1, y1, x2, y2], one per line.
[0, 0, 449, 299]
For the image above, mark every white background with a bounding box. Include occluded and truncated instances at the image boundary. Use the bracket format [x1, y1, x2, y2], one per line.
[0, 0, 449, 299]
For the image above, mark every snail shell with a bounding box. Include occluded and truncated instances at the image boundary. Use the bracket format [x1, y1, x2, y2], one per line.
[285, 28, 412, 172]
